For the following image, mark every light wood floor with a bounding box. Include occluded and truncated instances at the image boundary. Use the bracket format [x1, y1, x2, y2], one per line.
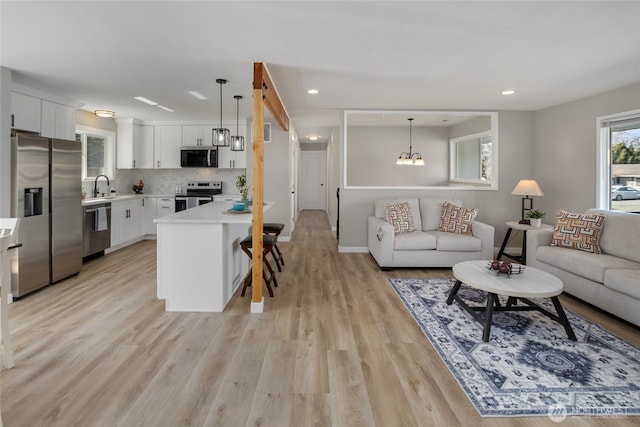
[1, 210, 638, 426]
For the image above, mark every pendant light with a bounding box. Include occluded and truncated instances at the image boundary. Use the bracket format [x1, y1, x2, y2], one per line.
[212, 78, 230, 147]
[396, 118, 425, 165]
[230, 95, 245, 151]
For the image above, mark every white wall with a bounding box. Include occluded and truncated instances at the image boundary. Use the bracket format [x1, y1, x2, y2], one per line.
[533, 82, 640, 217]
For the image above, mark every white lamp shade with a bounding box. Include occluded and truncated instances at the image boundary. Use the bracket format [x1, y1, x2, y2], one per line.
[511, 179, 544, 196]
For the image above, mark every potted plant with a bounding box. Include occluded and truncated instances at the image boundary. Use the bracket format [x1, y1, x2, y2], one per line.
[236, 174, 248, 200]
[526, 209, 546, 227]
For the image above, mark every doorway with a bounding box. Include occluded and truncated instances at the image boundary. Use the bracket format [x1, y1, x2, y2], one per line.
[299, 151, 327, 210]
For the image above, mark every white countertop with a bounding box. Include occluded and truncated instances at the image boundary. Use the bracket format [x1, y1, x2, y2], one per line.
[82, 194, 174, 206]
[154, 200, 272, 224]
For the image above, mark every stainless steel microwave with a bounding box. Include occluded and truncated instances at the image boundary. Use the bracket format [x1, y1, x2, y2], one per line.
[180, 147, 218, 168]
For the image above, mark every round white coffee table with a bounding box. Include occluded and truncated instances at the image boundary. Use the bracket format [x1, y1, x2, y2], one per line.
[447, 260, 577, 342]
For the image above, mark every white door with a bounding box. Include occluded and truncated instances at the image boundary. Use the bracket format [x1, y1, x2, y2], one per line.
[300, 151, 327, 210]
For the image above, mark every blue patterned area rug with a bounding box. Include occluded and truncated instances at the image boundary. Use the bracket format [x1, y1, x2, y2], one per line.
[388, 278, 640, 418]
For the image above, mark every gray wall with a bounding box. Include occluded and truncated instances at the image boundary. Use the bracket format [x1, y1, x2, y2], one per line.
[327, 127, 340, 230]
[338, 111, 535, 250]
[0, 67, 11, 217]
[450, 115, 491, 139]
[338, 83, 640, 251]
[347, 125, 449, 186]
[76, 109, 117, 132]
[246, 118, 292, 239]
[533, 82, 640, 217]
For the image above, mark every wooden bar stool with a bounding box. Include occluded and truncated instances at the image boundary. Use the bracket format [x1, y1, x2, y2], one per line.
[249, 223, 285, 272]
[240, 234, 279, 297]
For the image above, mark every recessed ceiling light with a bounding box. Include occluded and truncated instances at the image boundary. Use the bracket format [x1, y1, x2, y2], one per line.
[309, 135, 318, 141]
[189, 91, 207, 100]
[157, 105, 174, 112]
[307, 89, 319, 95]
[134, 96, 158, 106]
[502, 90, 516, 95]
[94, 110, 115, 118]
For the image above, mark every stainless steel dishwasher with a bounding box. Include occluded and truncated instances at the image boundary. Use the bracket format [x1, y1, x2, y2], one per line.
[83, 202, 111, 260]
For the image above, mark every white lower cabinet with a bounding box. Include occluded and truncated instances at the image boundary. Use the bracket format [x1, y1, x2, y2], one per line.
[111, 199, 143, 247]
[142, 197, 175, 235]
[142, 198, 157, 235]
[156, 197, 175, 218]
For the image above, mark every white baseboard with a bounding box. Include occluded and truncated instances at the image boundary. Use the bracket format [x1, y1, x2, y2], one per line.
[338, 246, 369, 253]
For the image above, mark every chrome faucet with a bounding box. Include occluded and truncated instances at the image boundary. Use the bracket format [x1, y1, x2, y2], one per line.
[93, 175, 110, 198]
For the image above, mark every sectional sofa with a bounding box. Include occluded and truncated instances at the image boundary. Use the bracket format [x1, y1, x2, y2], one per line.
[526, 209, 640, 327]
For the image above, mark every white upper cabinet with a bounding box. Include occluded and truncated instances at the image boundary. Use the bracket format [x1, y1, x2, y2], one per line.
[217, 146, 247, 169]
[41, 100, 76, 140]
[137, 125, 155, 169]
[116, 119, 155, 169]
[116, 118, 138, 169]
[154, 125, 182, 168]
[11, 91, 41, 133]
[182, 125, 213, 147]
[217, 123, 247, 168]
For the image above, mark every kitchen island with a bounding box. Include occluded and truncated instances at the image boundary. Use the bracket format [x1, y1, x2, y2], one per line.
[154, 200, 271, 312]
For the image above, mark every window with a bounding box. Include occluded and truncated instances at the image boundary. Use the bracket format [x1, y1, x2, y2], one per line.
[597, 110, 640, 213]
[75, 125, 115, 180]
[450, 131, 492, 184]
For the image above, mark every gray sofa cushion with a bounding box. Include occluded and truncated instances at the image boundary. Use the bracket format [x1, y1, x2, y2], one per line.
[433, 231, 482, 251]
[587, 209, 640, 263]
[394, 231, 437, 250]
[419, 198, 463, 231]
[604, 269, 640, 300]
[375, 198, 422, 231]
[536, 246, 640, 283]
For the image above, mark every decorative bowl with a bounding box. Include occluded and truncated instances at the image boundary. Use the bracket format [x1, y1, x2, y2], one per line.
[232, 201, 246, 211]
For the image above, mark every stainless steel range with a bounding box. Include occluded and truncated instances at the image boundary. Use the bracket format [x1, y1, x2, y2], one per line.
[175, 181, 222, 212]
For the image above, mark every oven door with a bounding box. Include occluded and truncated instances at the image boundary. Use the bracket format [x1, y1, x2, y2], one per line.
[196, 196, 213, 207]
[175, 197, 187, 212]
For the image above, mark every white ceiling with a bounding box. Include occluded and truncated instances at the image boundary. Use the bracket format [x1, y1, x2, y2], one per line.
[2, 1, 639, 145]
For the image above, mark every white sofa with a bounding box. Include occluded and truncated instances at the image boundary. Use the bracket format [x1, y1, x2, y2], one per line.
[527, 209, 640, 327]
[367, 198, 494, 269]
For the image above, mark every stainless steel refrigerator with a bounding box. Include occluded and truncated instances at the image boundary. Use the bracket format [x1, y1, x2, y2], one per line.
[11, 133, 82, 297]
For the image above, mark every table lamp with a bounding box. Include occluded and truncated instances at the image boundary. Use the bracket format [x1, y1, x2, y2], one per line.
[511, 179, 544, 224]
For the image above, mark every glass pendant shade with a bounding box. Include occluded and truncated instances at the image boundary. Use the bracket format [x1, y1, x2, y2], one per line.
[213, 128, 230, 147]
[230, 95, 245, 151]
[396, 118, 425, 166]
[231, 135, 244, 151]
[213, 78, 230, 147]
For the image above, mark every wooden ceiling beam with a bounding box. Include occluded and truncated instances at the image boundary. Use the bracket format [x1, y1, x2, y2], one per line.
[253, 63, 289, 132]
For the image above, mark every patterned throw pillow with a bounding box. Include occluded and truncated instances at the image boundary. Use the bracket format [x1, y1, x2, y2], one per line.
[551, 210, 605, 254]
[438, 202, 478, 235]
[385, 202, 415, 234]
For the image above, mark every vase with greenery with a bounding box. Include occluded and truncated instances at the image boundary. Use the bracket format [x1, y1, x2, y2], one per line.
[236, 174, 248, 200]
[526, 209, 546, 227]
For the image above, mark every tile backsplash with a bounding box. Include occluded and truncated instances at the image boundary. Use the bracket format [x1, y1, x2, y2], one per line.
[83, 168, 246, 197]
